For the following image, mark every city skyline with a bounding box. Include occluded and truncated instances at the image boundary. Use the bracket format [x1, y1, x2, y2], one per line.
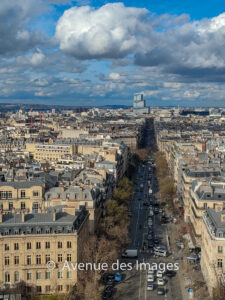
[1, 0, 225, 106]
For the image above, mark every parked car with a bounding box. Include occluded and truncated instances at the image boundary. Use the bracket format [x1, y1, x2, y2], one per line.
[147, 282, 154, 291]
[147, 274, 155, 282]
[102, 286, 114, 299]
[101, 273, 115, 284]
[147, 268, 155, 275]
[114, 272, 122, 282]
[165, 270, 176, 277]
[157, 278, 165, 286]
[154, 249, 168, 257]
[157, 287, 165, 295]
[156, 270, 164, 278]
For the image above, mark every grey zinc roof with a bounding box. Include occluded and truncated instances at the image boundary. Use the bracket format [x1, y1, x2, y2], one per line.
[0, 208, 88, 236]
[1, 211, 75, 224]
[205, 208, 225, 235]
[0, 179, 44, 188]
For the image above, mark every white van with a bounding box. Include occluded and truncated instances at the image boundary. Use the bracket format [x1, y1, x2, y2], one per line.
[154, 249, 168, 257]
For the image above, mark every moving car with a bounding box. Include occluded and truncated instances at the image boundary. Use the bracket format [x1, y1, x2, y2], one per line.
[148, 241, 154, 248]
[154, 237, 159, 244]
[121, 249, 138, 258]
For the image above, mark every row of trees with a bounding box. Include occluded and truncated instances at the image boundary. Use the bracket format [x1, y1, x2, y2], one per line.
[155, 151, 175, 206]
[74, 177, 133, 300]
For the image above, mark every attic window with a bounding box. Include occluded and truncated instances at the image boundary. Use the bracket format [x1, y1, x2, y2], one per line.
[218, 232, 223, 238]
[206, 194, 211, 198]
[218, 194, 222, 198]
[14, 228, 19, 235]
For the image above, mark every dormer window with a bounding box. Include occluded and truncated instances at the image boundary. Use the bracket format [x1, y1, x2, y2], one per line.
[218, 232, 223, 238]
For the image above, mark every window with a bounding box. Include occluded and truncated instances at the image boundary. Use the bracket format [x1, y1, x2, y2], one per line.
[27, 271, 32, 280]
[0, 191, 12, 199]
[218, 232, 223, 238]
[14, 271, 20, 283]
[27, 242, 31, 250]
[45, 242, 50, 249]
[14, 243, 19, 250]
[66, 285, 71, 292]
[45, 255, 50, 264]
[203, 203, 207, 209]
[67, 270, 72, 279]
[32, 202, 39, 213]
[4, 244, 9, 251]
[36, 255, 41, 265]
[36, 242, 41, 249]
[21, 190, 26, 198]
[5, 272, 10, 283]
[14, 256, 19, 265]
[33, 191, 39, 197]
[45, 286, 51, 293]
[57, 285, 63, 292]
[36, 271, 42, 280]
[9, 202, 13, 210]
[5, 257, 9, 265]
[58, 241, 62, 248]
[58, 271, 63, 279]
[27, 255, 31, 265]
[218, 246, 223, 254]
[67, 241, 71, 248]
[21, 202, 25, 209]
[45, 271, 51, 280]
[58, 254, 62, 262]
[67, 254, 71, 262]
[218, 259, 223, 268]
[36, 286, 42, 293]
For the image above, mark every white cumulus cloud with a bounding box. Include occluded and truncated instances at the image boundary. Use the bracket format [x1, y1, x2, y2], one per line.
[55, 3, 149, 59]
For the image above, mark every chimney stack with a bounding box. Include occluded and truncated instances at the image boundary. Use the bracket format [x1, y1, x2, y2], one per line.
[202, 141, 206, 152]
[53, 209, 56, 221]
[215, 203, 223, 212]
[21, 211, 25, 222]
[221, 213, 225, 223]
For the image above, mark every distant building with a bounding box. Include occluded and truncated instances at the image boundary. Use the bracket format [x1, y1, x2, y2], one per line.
[133, 93, 150, 115]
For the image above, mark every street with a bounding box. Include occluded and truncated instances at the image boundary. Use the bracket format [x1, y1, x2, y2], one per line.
[113, 123, 184, 300]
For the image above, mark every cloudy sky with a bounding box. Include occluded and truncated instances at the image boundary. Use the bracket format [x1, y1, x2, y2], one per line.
[1, 0, 225, 107]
